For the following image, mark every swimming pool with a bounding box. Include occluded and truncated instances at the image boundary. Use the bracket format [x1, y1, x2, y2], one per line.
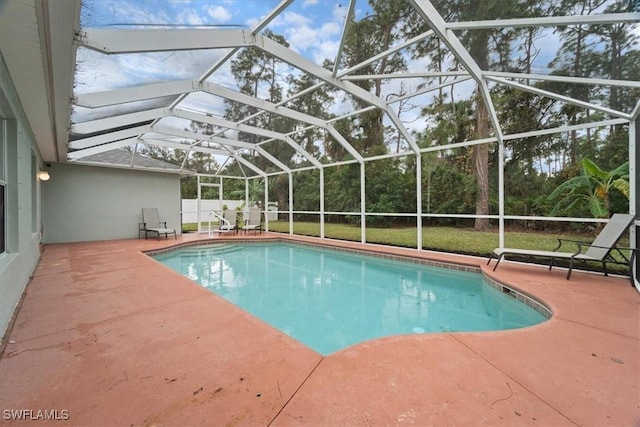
[152, 242, 548, 355]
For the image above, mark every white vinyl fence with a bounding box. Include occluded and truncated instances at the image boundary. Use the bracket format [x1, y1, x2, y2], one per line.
[181, 200, 278, 225]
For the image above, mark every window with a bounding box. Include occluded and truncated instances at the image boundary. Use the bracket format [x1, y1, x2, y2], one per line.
[31, 152, 37, 232]
[0, 183, 4, 254]
[0, 119, 5, 254]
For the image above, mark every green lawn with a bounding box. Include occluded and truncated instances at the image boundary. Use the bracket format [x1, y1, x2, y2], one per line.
[182, 220, 632, 274]
[263, 221, 584, 255]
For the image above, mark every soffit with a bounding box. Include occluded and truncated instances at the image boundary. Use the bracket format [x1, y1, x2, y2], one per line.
[0, 0, 79, 162]
[0, 0, 52, 155]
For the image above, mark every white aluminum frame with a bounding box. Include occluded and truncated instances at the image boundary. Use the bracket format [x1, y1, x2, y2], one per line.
[64, 0, 639, 256]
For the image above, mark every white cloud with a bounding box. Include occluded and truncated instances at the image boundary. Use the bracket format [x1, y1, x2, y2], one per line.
[320, 21, 341, 37]
[282, 11, 312, 27]
[313, 40, 340, 64]
[332, 2, 351, 22]
[203, 62, 237, 91]
[176, 8, 205, 26]
[180, 92, 227, 117]
[74, 48, 136, 93]
[206, 5, 232, 23]
[74, 46, 227, 96]
[268, 8, 346, 64]
[245, 16, 260, 29]
[102, 2, 173, 26]
[287, 25, 319, 52]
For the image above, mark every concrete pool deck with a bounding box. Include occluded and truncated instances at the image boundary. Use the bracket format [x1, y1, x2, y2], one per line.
[0, 233, 638, 426]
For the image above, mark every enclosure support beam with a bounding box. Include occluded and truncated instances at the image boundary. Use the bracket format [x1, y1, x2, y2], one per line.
[446, 13, 640, 30]
[631, 115, 638, 290]
[163, 0, 293, 113]
[68, 125, 152, 150]
[416, 153, 423, 251]
[67, 137, 141, 159]
[498, 136, 506, 248]
[361, 163, 366, 244]
[80, 27, 417, 152]
[207, 0, 293, 82]
[487, 76, 630, 120]
[332, 0, 356, 77]
[337, 31, 434, 79]
[172, 108, 323, 169]
[75, 79, 360, 165]
[245, 179, 250, 216]
[136, 136, 266, 177]
[410, 0, 506, 236]
[219, 179, 224, 222]
[265, 178, 270, 232]
[409, 0, 505, 144]
[154, 126, 291, 173]
[320, 167, 325, 239]
[484, 71, 640, 89]
[288, 173, 293, 235]
[196, 175, 201, 234]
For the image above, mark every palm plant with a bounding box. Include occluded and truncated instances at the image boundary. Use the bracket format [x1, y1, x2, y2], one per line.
[548, 158, 629, 218]
[230, 178, 265, 207]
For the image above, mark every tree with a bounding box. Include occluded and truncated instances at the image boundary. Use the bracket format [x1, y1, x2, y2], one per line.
[548, 158, 629, 218]
[292, 169, 320, 217]
[286, 70, 334, 159]
[225, 29, 296, 170]
[408, 0, 537, 230]
[223, 30, 297, 211]
[416, 99, 476, 216]
[591, 0, 639, 113]
[494, 86, 564, 169]
[549, 0, 607, 165]
[590, 0, 640, 169]
[235, 178, 265, 208]
[365, 157, 415, 226]
[340, 0, 412, 155]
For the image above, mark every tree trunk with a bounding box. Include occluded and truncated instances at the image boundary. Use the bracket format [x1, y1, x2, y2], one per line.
[474, 88, 490, 230]
[467, 13, 491, 231]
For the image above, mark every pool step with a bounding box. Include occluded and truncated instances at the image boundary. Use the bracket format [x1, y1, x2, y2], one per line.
[178, 244, 240, 255]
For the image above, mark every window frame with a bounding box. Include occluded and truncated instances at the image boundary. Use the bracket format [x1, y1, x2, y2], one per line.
[0, 118, 6, 255]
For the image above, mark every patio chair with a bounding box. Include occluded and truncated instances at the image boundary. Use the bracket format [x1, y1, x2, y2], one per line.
[220, 209, 238, 233]
[242, 207, 263, 234]
[487, 213, 636, 280]
[140, 208, 177, 240]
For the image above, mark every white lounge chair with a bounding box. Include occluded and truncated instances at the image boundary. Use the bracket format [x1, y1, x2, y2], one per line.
[488, 213, 636, 280]
[221, 209, 238, 233]
[141, 208, 177, 240]
[242, 207, 263, 234]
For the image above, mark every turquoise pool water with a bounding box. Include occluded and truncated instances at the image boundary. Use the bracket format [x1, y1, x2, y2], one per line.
[153, 242, 547, 355]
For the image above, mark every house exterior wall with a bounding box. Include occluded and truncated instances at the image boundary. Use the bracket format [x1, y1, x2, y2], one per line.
[43, 163, 181, 243]
[0, 55, 44, 338]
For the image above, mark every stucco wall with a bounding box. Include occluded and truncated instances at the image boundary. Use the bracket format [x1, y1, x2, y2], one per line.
[43, 163, 181, 243]
[0, 56, 43, 338]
